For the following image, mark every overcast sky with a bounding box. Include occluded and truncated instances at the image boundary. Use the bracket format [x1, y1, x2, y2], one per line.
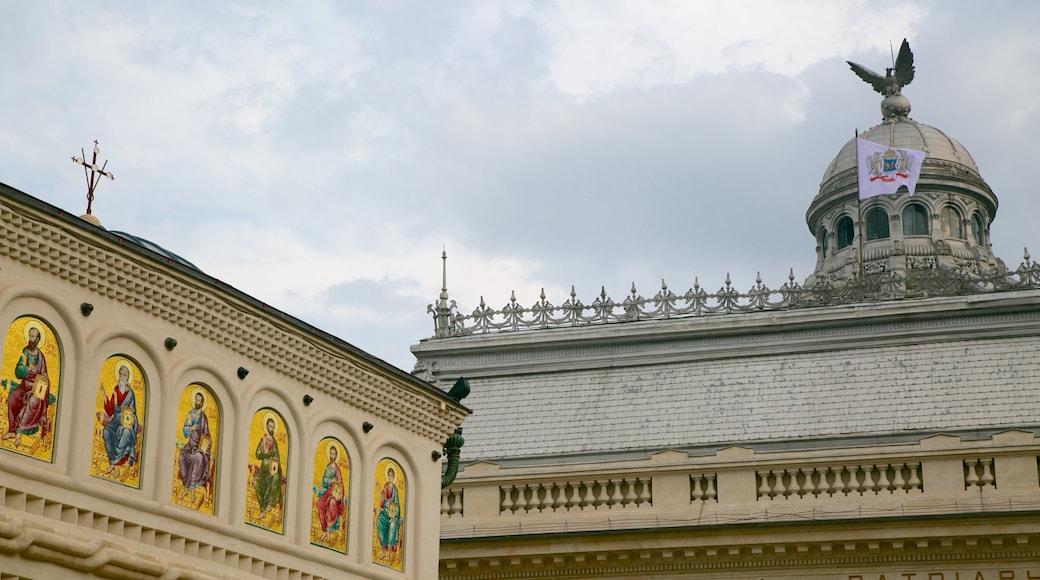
[1, 1, 1038, 371]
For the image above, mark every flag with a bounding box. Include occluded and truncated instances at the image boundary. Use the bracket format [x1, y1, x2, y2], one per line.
[856, 138, 925, 199]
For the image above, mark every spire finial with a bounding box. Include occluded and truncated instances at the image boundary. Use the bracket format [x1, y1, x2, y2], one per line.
[71, 140, 114, 217]
[440, 245, 449, 300]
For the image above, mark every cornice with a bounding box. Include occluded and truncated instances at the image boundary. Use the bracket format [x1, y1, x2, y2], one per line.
[0, 197, 466, 443]
[415, 290, 1040, 381]
[440, 513, 1040, 579]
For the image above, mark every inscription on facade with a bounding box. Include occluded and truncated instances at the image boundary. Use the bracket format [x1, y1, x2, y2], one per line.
[850, 570, 1039, 580]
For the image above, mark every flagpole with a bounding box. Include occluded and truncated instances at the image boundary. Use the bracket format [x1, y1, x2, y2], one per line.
[856, 129, 864, 278]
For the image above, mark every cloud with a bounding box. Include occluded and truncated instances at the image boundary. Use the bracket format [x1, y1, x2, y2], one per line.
[540, 0, 926, 100]
[1, 0, 1039, 375]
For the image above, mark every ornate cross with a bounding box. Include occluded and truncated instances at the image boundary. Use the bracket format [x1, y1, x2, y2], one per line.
[71, 140, 115, 215]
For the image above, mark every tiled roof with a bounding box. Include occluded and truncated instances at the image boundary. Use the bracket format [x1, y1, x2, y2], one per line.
[459, 335, 1040, 461]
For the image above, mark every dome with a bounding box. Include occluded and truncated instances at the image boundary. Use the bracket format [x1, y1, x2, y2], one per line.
[110, 230, 201, 271]
[805, 115, 1000, 289]
[818, 118, 981, 191]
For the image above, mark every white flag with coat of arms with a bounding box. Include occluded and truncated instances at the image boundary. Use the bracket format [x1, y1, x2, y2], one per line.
[856, 138, 925, 199]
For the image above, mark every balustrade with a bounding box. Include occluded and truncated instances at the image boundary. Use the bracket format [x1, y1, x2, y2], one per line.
[499, 478, 651, 514]
[441, 487, 463, 518]
[757, 462, 922, 499]
[689, 473, 718, 503]
[964, 458, 996, 489]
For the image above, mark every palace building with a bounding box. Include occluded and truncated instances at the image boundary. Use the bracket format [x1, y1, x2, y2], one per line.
[413, 44, 1040, 579]
[0, 179, 469, 579]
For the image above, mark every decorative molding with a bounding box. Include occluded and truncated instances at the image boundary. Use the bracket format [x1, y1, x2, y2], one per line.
[0, 496, 327, 580]
[440, 532, 1040, 579]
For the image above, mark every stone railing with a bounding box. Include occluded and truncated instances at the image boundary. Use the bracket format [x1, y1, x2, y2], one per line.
[756, 462, 922, 499]
[690, 473, 718, 503]
[964, 458, 996, 489]
[440, 432, 1040, 539]
[499, 477, 652, 514]
[441, 487, 463, 518]
[427, 251, 1040, 338]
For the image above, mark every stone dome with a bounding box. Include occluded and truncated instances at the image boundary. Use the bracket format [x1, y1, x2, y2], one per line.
[805, 115, 1000, 288]
[818, 118, 981, 194]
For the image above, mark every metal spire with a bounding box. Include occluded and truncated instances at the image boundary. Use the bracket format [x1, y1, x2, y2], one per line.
[71, 140, 114, 215]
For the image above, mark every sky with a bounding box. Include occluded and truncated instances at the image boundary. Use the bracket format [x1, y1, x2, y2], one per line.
[1, 1, 1038, 372]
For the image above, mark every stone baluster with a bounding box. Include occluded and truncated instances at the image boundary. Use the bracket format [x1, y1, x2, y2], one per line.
[855, 466, 867, 495]
[704, 475, 717, 501]
[501, 485, 516, 513]
[820, 468, 833, 496]
[637, 477, 652, 506]
[441, 489, 449, 515]
[965, 460, 980, 487]
[907, 462, 921, 491]
[565, 482, 578, 511]
[524, 485, 536, 512]
[892, 463, 907, 492]
[551, 482, 564, 512]
[758, 472, 771, 499]
[839, 466, 852, 495]
[879, 464, 893, 493]
[621, 479, 636, 506]
[609, 479, 624, 507]
[808, 468, 821, 496]
[593, 480, 606, 509]
[447, 489, 462, 516]
[532, 483, 545, 512]
[980, 458, 995, 488]
[579, 481, 593, 510]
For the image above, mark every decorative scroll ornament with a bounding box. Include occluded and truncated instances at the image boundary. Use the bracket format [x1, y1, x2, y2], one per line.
[426, 249, 1040, 339]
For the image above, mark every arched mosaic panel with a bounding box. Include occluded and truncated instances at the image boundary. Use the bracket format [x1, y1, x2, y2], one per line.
[372, 457, 406, 571]
[245, 408, 288, 533]
[0, 316, 62, 462]
[310, 436, 350, 553]
[90, 356, 147, 488]
[172, 383, 220, 514]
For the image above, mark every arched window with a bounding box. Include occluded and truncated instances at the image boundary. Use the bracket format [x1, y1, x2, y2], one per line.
[972, 213, 985, 245]
[941, 206, 964, 239]
[865, 207, 890, 240]
[902, 203, 929, 236]
[836, 216, 854, 249]
[819, 227, 828, 258]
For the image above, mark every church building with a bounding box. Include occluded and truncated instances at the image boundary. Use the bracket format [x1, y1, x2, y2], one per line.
[413, 42, 1040, 579]
[0, 175, 469, 578]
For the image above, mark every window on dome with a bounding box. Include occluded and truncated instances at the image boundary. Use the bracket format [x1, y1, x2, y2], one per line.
[836, 216, 854, 249]
[902, 203, 929, 236]
[941, 206, 964, 239]
[819, 227, 828, 258]
[972, 213, 985, 245]
[865, 207, 890, 240]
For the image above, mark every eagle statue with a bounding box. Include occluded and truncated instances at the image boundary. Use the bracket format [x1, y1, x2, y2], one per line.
[847, 38, 916, 120]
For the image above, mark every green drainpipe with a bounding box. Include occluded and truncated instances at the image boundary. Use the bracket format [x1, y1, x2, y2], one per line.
[441, 428, 465, 489]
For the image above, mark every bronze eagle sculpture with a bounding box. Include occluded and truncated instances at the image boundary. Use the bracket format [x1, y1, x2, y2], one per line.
[847, 38, 915, 97]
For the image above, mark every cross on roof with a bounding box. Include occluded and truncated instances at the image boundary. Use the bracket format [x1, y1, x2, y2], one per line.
[71, 140, 114, 215]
